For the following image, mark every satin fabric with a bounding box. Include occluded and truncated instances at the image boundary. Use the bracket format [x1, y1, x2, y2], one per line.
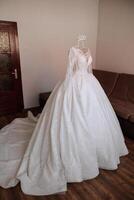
[0, 47, 128, 195]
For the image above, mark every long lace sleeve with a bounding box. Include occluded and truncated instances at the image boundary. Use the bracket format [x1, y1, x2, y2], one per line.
[87, 52, 93, 73]
[64, 47, 76, 87]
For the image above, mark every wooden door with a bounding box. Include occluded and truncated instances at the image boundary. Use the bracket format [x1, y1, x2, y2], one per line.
[0, 21, 23, 115]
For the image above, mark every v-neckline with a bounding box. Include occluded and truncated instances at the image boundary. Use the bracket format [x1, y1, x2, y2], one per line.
[73, 46, 89, 56]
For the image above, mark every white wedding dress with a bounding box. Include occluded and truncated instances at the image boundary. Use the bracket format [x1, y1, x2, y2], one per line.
[0, 46, 128, 195]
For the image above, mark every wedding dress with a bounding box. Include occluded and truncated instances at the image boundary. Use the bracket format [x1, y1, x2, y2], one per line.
[0, 46, 128, 195]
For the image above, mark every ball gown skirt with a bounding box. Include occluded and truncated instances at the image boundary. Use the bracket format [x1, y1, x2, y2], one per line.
[0, 46, 128, 195]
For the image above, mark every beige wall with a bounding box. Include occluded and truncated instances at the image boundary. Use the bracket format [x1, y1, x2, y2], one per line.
[96, 0, 134, 74]
[0, 0, 99, 108]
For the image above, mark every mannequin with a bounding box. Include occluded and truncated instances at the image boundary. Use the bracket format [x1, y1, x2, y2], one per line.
[76, 34, 88, 53]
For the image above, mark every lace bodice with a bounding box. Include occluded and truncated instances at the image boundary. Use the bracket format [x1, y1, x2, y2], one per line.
[70, 46, 92, 74]
[64, 46, 93, 86]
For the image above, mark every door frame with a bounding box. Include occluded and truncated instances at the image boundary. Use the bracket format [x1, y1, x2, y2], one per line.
[0, 20, 24, 112]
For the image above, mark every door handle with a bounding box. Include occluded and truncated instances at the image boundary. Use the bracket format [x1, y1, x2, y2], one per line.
[12, 69, 18, 79]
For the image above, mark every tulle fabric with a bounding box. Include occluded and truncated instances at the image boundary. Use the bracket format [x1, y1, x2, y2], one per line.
[0, 47, 128, 195]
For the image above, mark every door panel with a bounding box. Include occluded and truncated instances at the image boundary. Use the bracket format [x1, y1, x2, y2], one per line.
[0, 21, 23, 115]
